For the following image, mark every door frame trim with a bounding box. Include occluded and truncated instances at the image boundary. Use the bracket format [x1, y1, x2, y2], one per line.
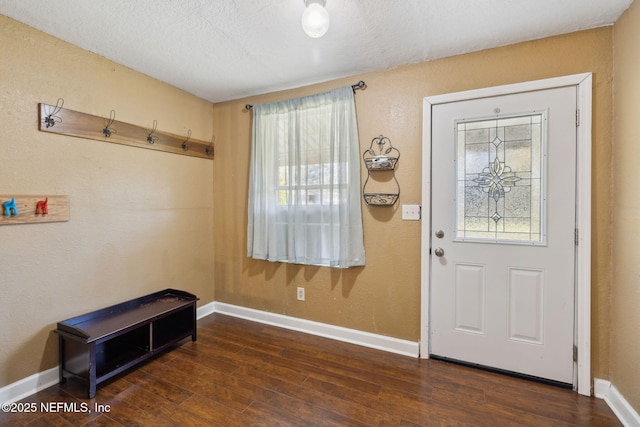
[420, 73, 592, 396]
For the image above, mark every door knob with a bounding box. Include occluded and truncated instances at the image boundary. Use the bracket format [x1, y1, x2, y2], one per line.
[435, 230, 444, 238]
[434, 247, 445, 257]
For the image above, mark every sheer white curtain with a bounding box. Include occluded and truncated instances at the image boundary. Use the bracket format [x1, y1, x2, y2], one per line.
[247, 86, 365, 268]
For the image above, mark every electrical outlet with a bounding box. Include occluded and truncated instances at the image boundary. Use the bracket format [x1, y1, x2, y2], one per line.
[296, 287, 305, 301]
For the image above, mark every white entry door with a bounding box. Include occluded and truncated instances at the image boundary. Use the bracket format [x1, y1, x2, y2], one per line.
[429, 86, 577, 384]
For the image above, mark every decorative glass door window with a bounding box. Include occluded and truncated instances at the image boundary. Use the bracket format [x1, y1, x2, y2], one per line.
[455, 113, 546, 244]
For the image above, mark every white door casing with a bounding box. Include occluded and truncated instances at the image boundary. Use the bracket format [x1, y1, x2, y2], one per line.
[420, 73, 592, 395]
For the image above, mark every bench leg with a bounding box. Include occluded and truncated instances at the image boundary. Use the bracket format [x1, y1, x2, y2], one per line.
[88, 345, 96, 398]
[58, 335, 67, 384]
[191, 307, 197, 341]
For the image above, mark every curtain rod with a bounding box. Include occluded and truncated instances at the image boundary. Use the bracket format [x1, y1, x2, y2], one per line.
[244, 81, 366, 111]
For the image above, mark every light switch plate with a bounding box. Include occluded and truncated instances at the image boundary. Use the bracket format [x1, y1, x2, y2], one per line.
[402, 204, 421, 220]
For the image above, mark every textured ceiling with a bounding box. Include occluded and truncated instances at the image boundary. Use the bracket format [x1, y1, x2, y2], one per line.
[1, 0, 634, 103]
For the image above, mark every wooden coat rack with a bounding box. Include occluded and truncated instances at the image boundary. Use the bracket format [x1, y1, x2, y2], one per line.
[0, 195, 70, 225]
[38, 102, 214, 160]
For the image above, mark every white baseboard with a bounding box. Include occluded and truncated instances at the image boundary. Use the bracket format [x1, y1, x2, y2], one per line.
[197, 300, 217, 320]
[212, 302, 420, 358]
[594, 378, 640, 427]
[0, 367, 59, 405]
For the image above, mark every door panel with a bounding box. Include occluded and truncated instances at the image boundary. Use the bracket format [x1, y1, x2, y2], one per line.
[454, 263, 485, 334]
[430, 86, 576, 384]
[507, 267, 544, 344]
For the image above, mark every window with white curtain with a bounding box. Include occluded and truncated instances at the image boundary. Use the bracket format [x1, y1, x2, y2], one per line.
[247, 86, 366, 268]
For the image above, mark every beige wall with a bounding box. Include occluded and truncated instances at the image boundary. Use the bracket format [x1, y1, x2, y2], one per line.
[4, 11, 633, 407]
[0, 16, 215, 387]
[213, 29, 614, 379]
[612, 0, 640, 411]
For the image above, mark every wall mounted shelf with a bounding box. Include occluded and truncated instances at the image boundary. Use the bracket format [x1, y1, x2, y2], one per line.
[38, 103, 214, 160]
[362, 135, 400, 206]
[0, 194, 70, 225]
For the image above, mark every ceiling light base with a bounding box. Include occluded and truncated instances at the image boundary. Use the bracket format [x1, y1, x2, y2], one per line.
[302, 0, 330, 38]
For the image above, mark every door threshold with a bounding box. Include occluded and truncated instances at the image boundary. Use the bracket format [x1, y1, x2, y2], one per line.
[429, 354, 573, 390]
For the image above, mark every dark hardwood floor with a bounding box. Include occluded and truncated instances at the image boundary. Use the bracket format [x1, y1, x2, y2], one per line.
[1, 313, 621, 426]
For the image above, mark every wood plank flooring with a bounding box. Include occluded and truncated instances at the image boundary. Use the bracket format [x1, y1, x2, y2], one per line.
[1, 313, 621, 426]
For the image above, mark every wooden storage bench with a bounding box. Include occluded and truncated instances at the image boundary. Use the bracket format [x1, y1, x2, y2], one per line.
[55, 289, 198, 398]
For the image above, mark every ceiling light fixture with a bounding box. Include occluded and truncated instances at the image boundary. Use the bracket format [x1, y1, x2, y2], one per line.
[301, 0, 330, 38]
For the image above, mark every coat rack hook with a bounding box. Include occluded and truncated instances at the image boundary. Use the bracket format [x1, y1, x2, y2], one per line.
[43, 98, 64, 128]
[36, 197, 49, 215]
[103, 110, 116, 137]
[146, 120, 158, 144]
[205, 135, 215, 157]
[3, 197, 19, 216]
[182, 129, 191, 151]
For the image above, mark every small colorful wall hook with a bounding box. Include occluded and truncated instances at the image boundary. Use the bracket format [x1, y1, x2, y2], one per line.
[3, 197, 18, 216]
[36, 197, 48, 215]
